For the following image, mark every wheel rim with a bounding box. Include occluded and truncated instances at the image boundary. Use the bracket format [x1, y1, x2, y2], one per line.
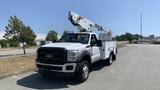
[82, 64, 89, 79]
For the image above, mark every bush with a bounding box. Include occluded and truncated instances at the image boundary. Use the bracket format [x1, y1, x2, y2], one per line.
[0, 39, 8, 48]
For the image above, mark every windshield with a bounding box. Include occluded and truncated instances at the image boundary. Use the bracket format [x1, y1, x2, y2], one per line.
[59, 33, 90, 44]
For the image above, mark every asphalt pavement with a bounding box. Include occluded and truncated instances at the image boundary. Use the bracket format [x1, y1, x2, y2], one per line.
[0, 44, 160, 90]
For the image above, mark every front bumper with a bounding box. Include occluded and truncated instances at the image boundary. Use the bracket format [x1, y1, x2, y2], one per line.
[36, 62, 77, 73]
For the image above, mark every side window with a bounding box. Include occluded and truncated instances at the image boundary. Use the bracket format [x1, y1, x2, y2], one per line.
[91, 35, 98, 44]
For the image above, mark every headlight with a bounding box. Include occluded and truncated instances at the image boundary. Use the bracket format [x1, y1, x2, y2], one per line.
[68, 50, 79, 62]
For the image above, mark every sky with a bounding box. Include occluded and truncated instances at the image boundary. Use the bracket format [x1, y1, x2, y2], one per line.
[0, 0, 160, 36]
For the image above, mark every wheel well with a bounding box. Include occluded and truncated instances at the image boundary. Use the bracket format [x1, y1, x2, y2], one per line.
[111, 50, 116, 60]
[82, 55, 91, 65]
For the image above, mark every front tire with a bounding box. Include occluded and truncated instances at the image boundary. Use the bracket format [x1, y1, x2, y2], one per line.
[75, 60, 89, 82]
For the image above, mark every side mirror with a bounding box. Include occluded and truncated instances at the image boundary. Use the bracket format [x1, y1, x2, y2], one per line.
[97, 40, 102, 47]
[90, 41, 95, 47]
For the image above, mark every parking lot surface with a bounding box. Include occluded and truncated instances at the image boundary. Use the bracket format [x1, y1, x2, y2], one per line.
[0, 44, 160, 90]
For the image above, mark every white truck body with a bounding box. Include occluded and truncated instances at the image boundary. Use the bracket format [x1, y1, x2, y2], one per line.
[36, 32, 117, 74]
[36, 11, 117, 82]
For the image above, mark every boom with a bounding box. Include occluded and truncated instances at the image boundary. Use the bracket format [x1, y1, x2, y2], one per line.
[68, 11, 111, 36]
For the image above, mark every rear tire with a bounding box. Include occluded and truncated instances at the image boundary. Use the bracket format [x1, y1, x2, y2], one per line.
[113, 54, 116, 61]
[75, 60, 89, 83]
[116, 48, 118, 53]
[105, 53, 113, 66]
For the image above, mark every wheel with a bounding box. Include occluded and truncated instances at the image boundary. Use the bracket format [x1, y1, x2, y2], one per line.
[105, 53, 113, 66]
[113, 54, 116, 61]
[75, 60, 89, 82]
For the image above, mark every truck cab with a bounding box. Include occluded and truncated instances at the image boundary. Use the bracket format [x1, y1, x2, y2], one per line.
[59, 32, 102, 63]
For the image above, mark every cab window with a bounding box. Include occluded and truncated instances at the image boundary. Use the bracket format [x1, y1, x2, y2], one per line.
[91, 34, 98, 44]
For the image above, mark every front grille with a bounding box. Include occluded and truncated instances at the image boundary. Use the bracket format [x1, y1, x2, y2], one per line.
[37, 64, 62, 71]
[37, 47, 67, 65]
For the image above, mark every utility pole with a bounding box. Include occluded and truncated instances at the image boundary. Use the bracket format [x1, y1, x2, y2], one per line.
[140, 14, 143, 43]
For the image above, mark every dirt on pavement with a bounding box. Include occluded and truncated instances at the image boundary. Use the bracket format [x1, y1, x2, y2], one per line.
[0, 55, 36, 78]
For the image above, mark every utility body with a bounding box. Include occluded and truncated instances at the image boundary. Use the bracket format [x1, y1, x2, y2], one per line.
[36, 11, 117, 82]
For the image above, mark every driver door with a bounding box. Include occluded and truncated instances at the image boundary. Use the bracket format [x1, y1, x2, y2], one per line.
[90, 34, 101, 63]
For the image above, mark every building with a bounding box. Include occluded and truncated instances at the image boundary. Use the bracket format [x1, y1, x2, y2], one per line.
[35, 33, 62, 46]
[35, 33, 47, 46]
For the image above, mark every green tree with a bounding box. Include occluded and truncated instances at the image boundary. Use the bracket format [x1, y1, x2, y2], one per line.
[60, 30, 69, 39]
[115, 32, 143, 43]
[3, 16, 36, 54]
[46, 30, 58, 42]
[8, 36, 19, 47]
[115, 35, 122, 41]
[20, 26, 37, 46]
[133, 34, 143, 40]
[125, 33, 133, 43]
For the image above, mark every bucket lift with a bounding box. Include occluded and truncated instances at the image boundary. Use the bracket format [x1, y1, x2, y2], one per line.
[68, 11, 112, 40]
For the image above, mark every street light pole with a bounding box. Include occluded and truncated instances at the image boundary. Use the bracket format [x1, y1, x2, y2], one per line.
[140, 14, 143, 43]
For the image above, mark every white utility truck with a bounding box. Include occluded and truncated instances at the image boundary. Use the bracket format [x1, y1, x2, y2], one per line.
[36, 11, 117, 82]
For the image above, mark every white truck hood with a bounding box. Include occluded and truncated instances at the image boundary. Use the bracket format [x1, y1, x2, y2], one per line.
[41, 42, 87, 50]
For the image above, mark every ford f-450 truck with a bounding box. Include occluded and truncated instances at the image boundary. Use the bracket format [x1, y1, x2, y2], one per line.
[36, 11, 117, 82]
